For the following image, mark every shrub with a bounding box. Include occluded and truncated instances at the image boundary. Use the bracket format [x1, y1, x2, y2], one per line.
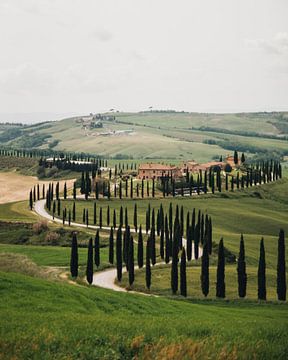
[32, 220, 48, 235]
[45, 232, 60, 245]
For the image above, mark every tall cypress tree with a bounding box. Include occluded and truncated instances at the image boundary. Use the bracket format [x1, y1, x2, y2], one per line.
[165, 215, 170, 264]
[160, 227, 164, 260]
[64, 182, 67, 199]
[194, 223, 200, 260]
[150, 226, 156, 265]
[237, 234, 247, 298]
[29, 189, 33, 210]
[187, 225, 192, 261]
[128, 235, 134, 286]
[134, 203, 137, 232]
[70, 232, 78, 278]
[93, 202, 96, 225]
[86, 209, 89, 227]
[94, 230, 100, 267]
[180, 248, 187, 297]
[201, 242, 209, 297]
[146, 238, 151, 289]
[86, 237, 93, 285]
[109, 227, 114, 264]
[113, 209, 116, 229]
[73, 181, 76, 200]
[216, 238, 225, 298]
[99, 207, 102, 228]
[258, 238, 266, 300]
[171, 220, 179, 294]
[277, 229, 286, 301]
[116, 227, 122, 281]
[137, 225, 144, 268]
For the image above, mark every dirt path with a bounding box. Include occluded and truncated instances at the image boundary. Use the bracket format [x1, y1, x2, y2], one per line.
[34, 199, 202, 294]
[0, 172, 75, 204]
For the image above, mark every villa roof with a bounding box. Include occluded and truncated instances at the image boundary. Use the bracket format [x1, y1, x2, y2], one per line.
[138, 163, 178, 171]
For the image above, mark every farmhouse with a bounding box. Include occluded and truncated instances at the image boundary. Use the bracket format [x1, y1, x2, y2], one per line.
[138, 163, 181, 180]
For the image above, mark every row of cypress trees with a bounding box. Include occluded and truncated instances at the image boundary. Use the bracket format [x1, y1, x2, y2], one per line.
[70, 229, 286, 301]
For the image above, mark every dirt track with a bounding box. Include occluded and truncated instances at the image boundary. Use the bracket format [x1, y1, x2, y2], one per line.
[0, 172, 75, 204]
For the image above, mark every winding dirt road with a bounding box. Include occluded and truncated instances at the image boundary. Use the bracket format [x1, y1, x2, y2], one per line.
[34, 199, 202, 294]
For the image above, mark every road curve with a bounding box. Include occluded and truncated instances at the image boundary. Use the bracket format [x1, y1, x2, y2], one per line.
[34, 199, 202, 294]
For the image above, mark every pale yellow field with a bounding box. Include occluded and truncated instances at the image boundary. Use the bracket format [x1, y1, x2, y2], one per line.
[0, 172, 74, 204]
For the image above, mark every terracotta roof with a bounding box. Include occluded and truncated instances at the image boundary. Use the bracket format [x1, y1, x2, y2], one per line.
[139, 163, 178, 171]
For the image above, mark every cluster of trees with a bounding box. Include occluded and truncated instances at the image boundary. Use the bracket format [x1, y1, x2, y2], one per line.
[70, 229, 286, 302]
[39, 157, 108, 173]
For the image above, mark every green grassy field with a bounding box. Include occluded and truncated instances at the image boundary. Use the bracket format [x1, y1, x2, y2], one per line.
[2, 111, 288, 161]
[1, 270, 288, 359]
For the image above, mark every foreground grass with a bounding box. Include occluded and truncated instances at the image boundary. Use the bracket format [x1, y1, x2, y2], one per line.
[1, 270, 288, 359]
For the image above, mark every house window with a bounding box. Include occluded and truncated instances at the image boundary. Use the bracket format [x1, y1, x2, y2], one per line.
[143, 170, 145, 173]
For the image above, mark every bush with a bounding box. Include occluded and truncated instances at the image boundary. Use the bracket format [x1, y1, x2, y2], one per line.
[45, 232, 60, 245]
[33, 221, 48, 235]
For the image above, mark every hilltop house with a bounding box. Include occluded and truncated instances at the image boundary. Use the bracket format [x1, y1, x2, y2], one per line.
[138, 163, 181, 180]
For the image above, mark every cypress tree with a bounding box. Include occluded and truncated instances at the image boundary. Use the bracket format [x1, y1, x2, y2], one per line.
[42, 184, 45, 199]
[62, 209, 65, 225]
[73, 181, 76, 199]
[130, 177, 133, 199]
[234, 150, 238, 165]
[216, 238, 225, 298]
[134, 203, 137, 232]
[99, 207, 102, 228]
[171, 220, 180, 294]
[128, 235, 134, 286]
[237, 234, 247, 298]
[37, 184, 40, 200]
[277, 229, 286, 301]
[68, 209, 71, 226]
[201, 242, 209, 297]
[160, 227, 164, 260]
[116, 227, 122, 281]
[94, 230, 100, 267]
[119, 206, 123, 228]
[146, 238, 151, 289]
[57, 198, 61, 216]
[137, 225, 144, 268]
[207, 217, 212, 255]
[109, 227, 114, 264]
[141, 179, 144, 198]
[86, 237, 93, 285]
[82, 208, 85, 223]
[93, 202, 96, 225]
[180, 248, 187, 297]
[52, 201, 56, 219]
[150, 226, 156, 265]
[113, 209, 116, 229]
[165, 215, 170, 263]
[125, 207, 128, 229]
[29, 189, 33, 210]
[64, 182, 67, 199]
[33, 186, 36, 202]
[258, 238, 266, 300]
[152, 178, 155, 197]
[72, 202, 76, 221]
[70, 232, 78, 278]
[187, 225, 192, 261]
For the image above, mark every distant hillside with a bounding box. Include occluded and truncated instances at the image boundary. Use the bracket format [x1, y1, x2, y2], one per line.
[0, 111, 287, 162]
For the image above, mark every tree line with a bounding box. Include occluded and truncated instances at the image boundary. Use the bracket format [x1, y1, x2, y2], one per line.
[70, 228, 286, 301]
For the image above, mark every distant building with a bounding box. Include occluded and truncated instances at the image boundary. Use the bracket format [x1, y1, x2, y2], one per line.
[138, 163, 181, 180]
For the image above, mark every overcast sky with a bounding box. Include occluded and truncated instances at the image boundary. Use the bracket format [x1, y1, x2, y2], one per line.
[0, 0, 288, 120]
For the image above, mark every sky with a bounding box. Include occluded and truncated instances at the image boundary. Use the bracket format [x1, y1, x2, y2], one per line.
[0, 0, 288, 122]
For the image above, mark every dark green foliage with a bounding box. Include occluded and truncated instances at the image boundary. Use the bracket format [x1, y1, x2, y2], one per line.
[134, 204, 137, 232]
[237, 234, 247, 298]
[201, 242, 209, 297]
[128, 235, 134, 286]
[109, 227, 114, 264]
[29, 189, 33, 210]
[186, 226, 192, 261]
[216, 238, 225, 298]
[277, 229, 286, 301]
[73, 182, 76, 200]
[72, 202, 76, 222]
[146, 238, 151, 289]
[150, 226, 156, 265]
[258, 238, 266, 300]
[137, 225, 143, 268]
[86, 237, 93, 285]
[64, 182, 67, 199]
[70, 232, 78, 278]
[116, 227, 122, 282]
[180, 248, 187, 297]
[234, 150, 238, 165]
[99, 207, 102, 228]
[171, 220, 180, 294]
[107, 206, 110, 226]
[160, 227, 164, 260]
[86, 209, 89, 227]
[94, 230, 100, 267]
